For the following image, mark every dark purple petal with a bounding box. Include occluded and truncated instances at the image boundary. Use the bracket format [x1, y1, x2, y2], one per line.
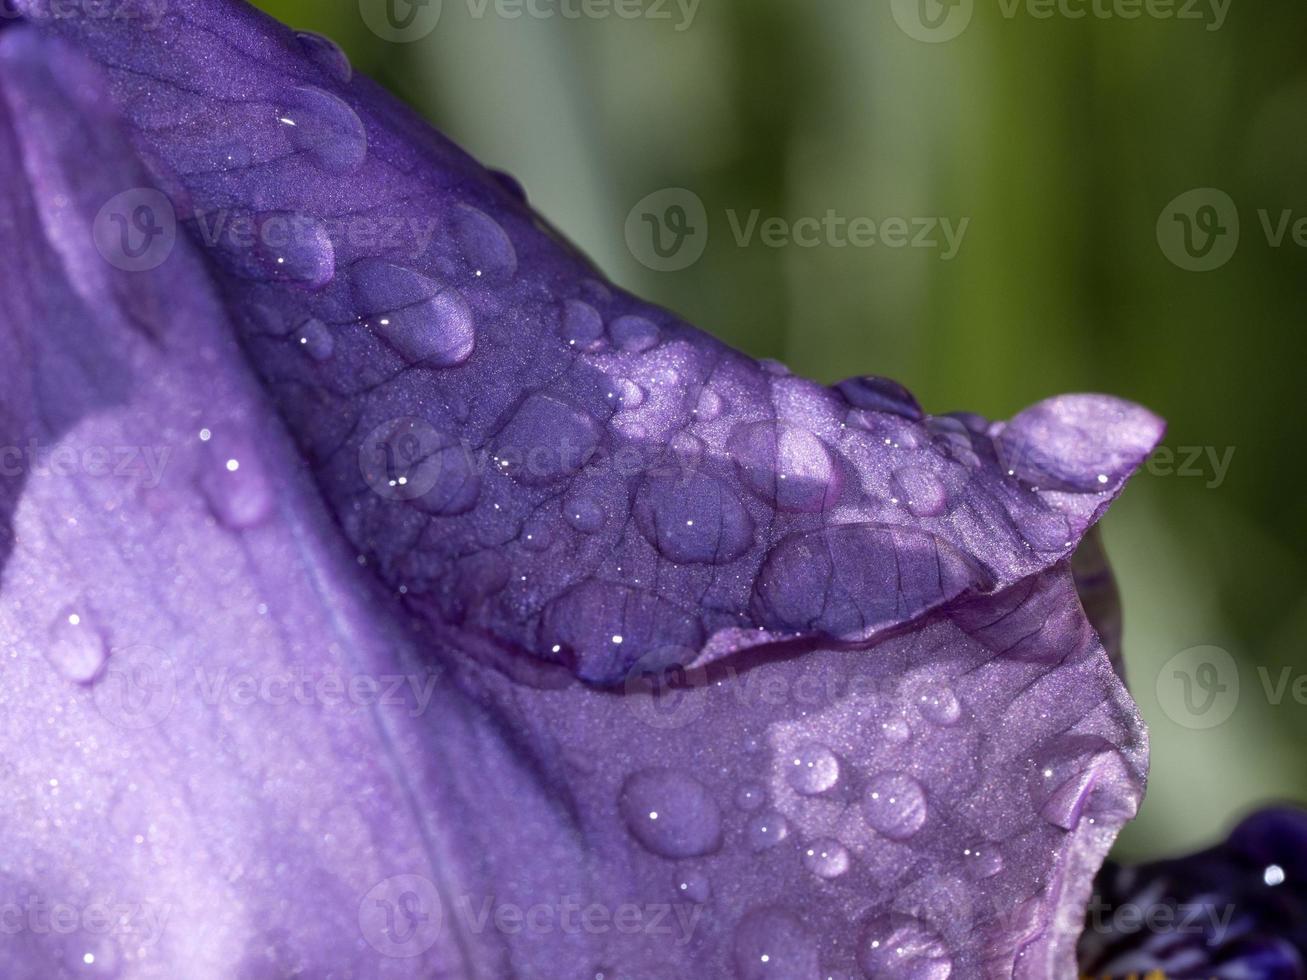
[1, 2, 1163, 976]
[1080, 808, 1307, 979]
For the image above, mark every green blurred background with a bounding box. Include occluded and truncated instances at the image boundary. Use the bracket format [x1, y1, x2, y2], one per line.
[253, 0, 1306, 862]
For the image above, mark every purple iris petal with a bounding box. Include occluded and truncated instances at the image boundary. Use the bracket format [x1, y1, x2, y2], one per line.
[1080, 807, 1307, 979]
[1, 2, 1163, 976]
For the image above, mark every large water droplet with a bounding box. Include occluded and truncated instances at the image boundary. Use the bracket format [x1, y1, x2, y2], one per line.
[863, 773, 928, 841]
[732, 908, 819, 980]
[45, 608, 107, 684]
[802, 839, 850, 880]
[296, 31, 354, 83]
[634, 471, 754, 565]
[746, 811, 790, 851]
[278, 86, 367, 175]
[295, 318, 335, 361]
[786, 743, 841, 796]
[619, 769, 722, 859]
[729, 420, 841, 513]
[352, 261, 476, 367]
[858, 915, 952, 980]
[1029, 735, 1132, 831]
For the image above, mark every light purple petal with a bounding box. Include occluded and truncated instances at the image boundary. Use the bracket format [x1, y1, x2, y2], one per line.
[1, 3, 1162, 976]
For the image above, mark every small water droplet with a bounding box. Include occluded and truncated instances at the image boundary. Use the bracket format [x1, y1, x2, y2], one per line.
[745, 811, 790, 851]
[45, 607, 107, 684]
[199, 434, 273, 530]
[694, 388, 723, 421]
[296, 31, 354, 83]
[610, 314, 660, 353]
[863, 773, 928, 841]
[563, 492, 605, 533]
[253, 211, 336, 288]
[891, 466, 949, 518]
[278, 85, 368, 175]
[729, 420, 840, 513]
[802, 839, 850, 879]
[735, 782, 766, 812]
[619, 769, 722, 859]
[295, 318, 335, 361]
[786, 743, 841, 796]
[673, 870, 711, 903]
[616, 378, 646, 410]
[962, 845, 1003, 880]
[560, 299, 605, 350]
[916, 687, 962, 726]
[732, 907, 819, 980]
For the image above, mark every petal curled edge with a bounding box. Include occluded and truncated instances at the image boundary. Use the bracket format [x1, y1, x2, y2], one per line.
[11, 0, 1165, 687]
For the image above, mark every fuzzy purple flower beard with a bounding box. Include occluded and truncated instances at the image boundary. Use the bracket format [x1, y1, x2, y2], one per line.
[0, 2, 1163, 977]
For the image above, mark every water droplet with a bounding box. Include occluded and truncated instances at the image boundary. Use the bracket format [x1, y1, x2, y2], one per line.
[962, 845, 1003, 880]
[1029, 736, 1131, 831]
[786, 743, 841, 796]
[616, 378, 646, 410]
[494, 393, 600, 486]
[694, 388, 723, 421]
[735, 782, 766, 812]
[619, 769, 722, 859]
[610, 314, 660, 353]
[857, 915, 952, 979]
[863, 773, 928, 840]
[745, 811, 790, 851]
[802, 839, 850, 879]
[278, 85, 367, 175]
[732, 908, 819, 980]
[916, 686, 962, 726]
[836, 375, 925, 420]
[673, 870, 711, 903]
[890, 466, 949, 518]
[296, 31, 354, 83]
[452, 204, 516, 280]
[352, 261, 476, 367]
[563, 491, 605, 533]
[729, 420, 841, 513]
[199, 433, 273, 530]
[634, 471, 754, 565]
[560, 299, 605, 350]
[253, 212, 336, 288]
[294, 318, 335, 361]
[45, 608, 107, 684]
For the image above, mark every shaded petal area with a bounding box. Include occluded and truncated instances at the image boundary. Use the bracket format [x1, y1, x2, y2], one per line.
[1080, 808, 1307, 979]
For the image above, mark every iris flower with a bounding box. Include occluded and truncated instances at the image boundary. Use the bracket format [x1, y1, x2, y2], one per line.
[0, 1, 1294, 976]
